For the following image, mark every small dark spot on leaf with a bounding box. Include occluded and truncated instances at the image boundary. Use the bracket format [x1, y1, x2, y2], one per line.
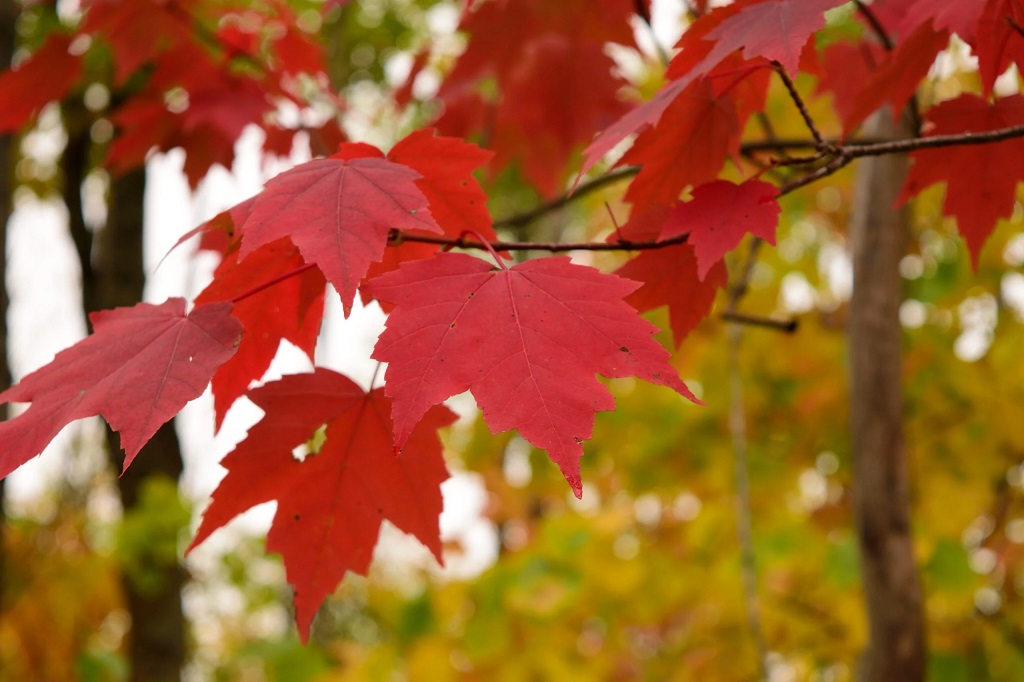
[573, 436, 582, 443]
[468, 292, 475, 299]
[450, 322, 456, 328]
[620, 346, 629, 352]
[293, 514, 300, 521]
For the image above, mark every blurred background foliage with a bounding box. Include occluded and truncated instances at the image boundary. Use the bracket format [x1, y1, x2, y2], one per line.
[4, 1, 1024, 680]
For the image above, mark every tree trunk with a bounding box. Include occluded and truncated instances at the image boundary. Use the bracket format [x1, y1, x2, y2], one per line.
[850, 110, 926, 681]
[63, 150, 187, 680]
[0, 0, 18, 612]
[102, 168, 187, 682]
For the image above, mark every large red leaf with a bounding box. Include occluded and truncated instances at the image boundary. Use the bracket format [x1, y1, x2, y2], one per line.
[195, 239, 326, 428]
[0, 34, 82, 133]
[661, 179, 780, 279]
[238, 156, 441, 312]
[365, 253, 697, 498]
[899, 94, 1024, 265]
[0, 299, 242, 479]
[188, 369, 455, 640]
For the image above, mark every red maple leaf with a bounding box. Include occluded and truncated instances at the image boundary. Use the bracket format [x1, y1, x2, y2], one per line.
[364, 253, 697, 498]
[617, 246, 727, 347]
[432, 0, 638, 194]
[620, 62, 770, 207]
[0, 34, 83, 133]
[188, 369, 455, 640]
[610, 205, 727, 347]
[0, 299, 241, 479]
[238, 156, 441, 313]
[661, 179, 780, 279]
[899, 94, 1024, 265]
[975, 0, 1024, 95]
[195, 239, 326, 428]
[82, 0, 197, 86]
[330, 130, 497, 294]
[818, 24, 949, 134]
[379, 128, 495, 241]
[689, 0, 847, 76]
[579, 0, 842, 180]
[892, 0, 984, 41]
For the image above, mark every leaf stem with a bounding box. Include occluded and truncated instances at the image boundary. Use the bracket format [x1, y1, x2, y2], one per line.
[451, 229, 510, 269]
[227, 262, 319, 305]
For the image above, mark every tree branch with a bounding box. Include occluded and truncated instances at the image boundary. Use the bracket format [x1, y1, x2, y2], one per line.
[406, 119, 1024, 256]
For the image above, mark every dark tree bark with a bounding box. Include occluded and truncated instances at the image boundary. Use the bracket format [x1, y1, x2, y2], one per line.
[850, 111, 926, 681]
[0, 0, 18, 612]
[62, 134, 186, 678]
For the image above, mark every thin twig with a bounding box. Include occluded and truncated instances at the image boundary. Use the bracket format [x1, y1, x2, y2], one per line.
[492, 167, 637, 230]
[459, 118, 1024, 249]
[773, 63, 829, 150]
[854, 0, 923, 135]
[854, 0, 894, 51]
[392, 231, 689, 252]
[725, 237, 770, 680]
[722, 311, 797, 332]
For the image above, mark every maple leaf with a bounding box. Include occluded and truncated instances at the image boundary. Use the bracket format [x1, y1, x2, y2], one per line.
[892, 0, 984, 41]
[432, 0, 638, 194]
[620, 64, 770, 207]
[196, 239, 326, 428]
[0, 299, 241, 480]
[330, 130, 498, 297]
[238, 156, 440, 313]
[899, 94, 1024, 265]
[611, 205, 727, 347]
[617, 246, 727, 348]
[818, 24, 949, 134]
[0, 34, 83, 133]
[82, 0, 196, 86]
[578, 0, 841, 181]
[661, 179, 780, 279]
[690, 0, 847, 76]
[188, 369, 455, 640]
[976, 0, 1024, 95]
[365, 253, 698, 498]
[388, 129, 494, 237]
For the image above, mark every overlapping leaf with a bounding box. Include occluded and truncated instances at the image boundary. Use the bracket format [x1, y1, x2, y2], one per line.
[611, 206, 727, 347]
[579, 0, 842, 181]
[195, 239, 326, 428]
[661, 179, 780, 279]
[365, 253, 697, 498]
[899, 94, 1024, 265]
[0, 34, 82, 133]
[0, 299, 241, 479]
[189, 369, 455, 640]
[238, 156, 440, 312]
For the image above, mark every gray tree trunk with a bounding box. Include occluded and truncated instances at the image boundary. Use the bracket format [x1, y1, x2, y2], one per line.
[850, 110, 926, 681]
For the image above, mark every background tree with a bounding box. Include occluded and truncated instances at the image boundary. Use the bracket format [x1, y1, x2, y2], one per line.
[3, 1, 1024, 681]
